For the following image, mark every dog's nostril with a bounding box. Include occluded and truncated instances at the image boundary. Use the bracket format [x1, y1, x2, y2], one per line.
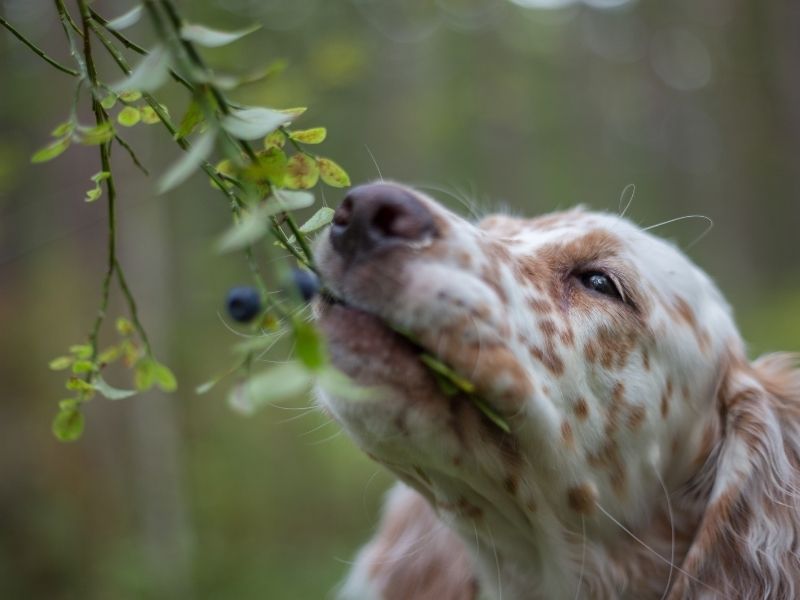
[333, 197, 353, 227]
[330, 183, 436, 261]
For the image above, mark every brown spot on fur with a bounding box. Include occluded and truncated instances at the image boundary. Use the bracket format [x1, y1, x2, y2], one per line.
[605, 382, 627, 435]
[528, 297, 552, 314]
[561, 421, 574, 447]
[627, 405, 646, 430]
[530, 345, 565, 376]
[539, 319, 558, 338]
[574, 397, 589, 421]
[503, 476, 519, 496]
[567, 484, 597, 514]
[526, 499, 537, 512]
[642, 348, 650, 371]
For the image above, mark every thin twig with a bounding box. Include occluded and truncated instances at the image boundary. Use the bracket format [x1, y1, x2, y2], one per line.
[114, 134, 149, 175]
[78, 0, 117, 361]
[0, 16, 79, 76]
[89, 7, 193, 91]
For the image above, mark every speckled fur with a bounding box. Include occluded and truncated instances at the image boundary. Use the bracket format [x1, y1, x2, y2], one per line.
[314, 182, 800, 600]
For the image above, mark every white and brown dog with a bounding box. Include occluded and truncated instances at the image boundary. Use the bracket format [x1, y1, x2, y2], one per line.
[314, 182, 800, 600]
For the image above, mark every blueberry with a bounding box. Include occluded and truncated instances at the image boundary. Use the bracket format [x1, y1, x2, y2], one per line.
[292, 268, 320, 302]
[226, 286, 261, 322]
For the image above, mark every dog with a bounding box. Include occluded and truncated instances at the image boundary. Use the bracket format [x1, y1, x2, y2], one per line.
[314, 182, 800, 599]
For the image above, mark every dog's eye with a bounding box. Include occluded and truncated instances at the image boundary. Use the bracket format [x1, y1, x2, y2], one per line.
[580, 271, 622, 300]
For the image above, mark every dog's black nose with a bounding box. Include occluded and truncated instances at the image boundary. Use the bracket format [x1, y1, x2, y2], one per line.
[330, 184, 436, 262]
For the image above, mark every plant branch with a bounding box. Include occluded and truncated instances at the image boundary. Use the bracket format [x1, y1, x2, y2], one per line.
[87, 18, 242, 209]
[77, 0, 116, 361]
[0, 16, 79, 76]
[88, 7, 193, 91]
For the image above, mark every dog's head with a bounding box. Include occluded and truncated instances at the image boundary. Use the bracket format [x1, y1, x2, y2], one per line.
[314, 182, 800, 598]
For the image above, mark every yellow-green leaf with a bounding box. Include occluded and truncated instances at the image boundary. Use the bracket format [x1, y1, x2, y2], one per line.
[117, 106, 142, 127]
[289, 127, 327, 144]
[100, 94, 117, 109]
[264, 130, 286, 149]
[80, 122, 115, 145]
[284, 153, 319, 189]
[299, 207, 335, 234]
[139, 106, 160, 124]
[51, 121, 74, 137]
[176, 99, 204, 140]
[293, 321, 326, 371]
[119, 90, 143, 103]
[31, 138, 70, 163]
[116, 317, 134, 336]
[317, 157, 350, 187]
[243, 148, 287, 185]
[49, 356, 74, 371]
[52, 407, 84, 442]
[153, 362, 177, 392]
[135, 358, 156, 391]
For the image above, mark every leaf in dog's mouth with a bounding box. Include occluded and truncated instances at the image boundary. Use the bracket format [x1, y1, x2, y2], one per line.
[320, 289, 512, 434]
[419, 353, 511, 434]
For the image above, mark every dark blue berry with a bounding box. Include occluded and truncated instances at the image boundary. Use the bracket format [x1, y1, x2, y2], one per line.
[292, 268, 320, 302]
[226, 286, 261, 322]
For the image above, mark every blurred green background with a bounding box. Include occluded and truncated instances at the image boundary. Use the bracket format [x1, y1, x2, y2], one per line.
[1, 0, 798, 598]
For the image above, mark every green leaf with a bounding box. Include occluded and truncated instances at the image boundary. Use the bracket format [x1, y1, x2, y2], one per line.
[195, 378, 219, 395]
[152, 362, 177, 392]
[289, 127, 327, 144]
[176, 99, 204, 140]
[419, 353, 476, 394]
[139, 106, 160, 124]
[293, 321, 326, 371]
[93, 376, 137, 400]
[242, 148, 287, 185]
[180, 23, 260, 47]
[228, 361, 313, 415]
[31, 137, 70, 163]
[317, 157, 351, 188]
[316, 367, 374, 400]
[119, 90, 143, 103]
[299, 207, 335, 233]
[100, 94, 117, 109]
[52, 407, 84, 442]
[221, 106, 294, 141]
[116, 317, 134, 336]
[216, 190, 314, 253]
[66, 377, 95, 398]
[157, 128, 217, 193]
[49, 356, 74, 371]
[134, 358, 155, 391]
[59, 398, 80, 411]
[111, 44, 171, 93]
[469, 395, 511, 434]
[51, 121, 74, 137]
[264, 130, 286, 149]
[284, 153, 319, 189]
[268, 189, 316, 214]
[92, 171, 111, 183]
[69, 344, 92, 359]
[85, 187, 102, 202]
[97, 345, 122, 364]
[80, 122, 115, 145]
[71, 360, 95, 374]
[117, 106, 141, 127]
[106, 5, 143, 30]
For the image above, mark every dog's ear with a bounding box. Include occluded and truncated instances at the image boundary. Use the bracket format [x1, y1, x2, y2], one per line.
[670, 353, 800, 599]
[337, 484, 479, 600]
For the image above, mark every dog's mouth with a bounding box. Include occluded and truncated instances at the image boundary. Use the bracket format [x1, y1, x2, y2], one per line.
[315, 290, 512, 434]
